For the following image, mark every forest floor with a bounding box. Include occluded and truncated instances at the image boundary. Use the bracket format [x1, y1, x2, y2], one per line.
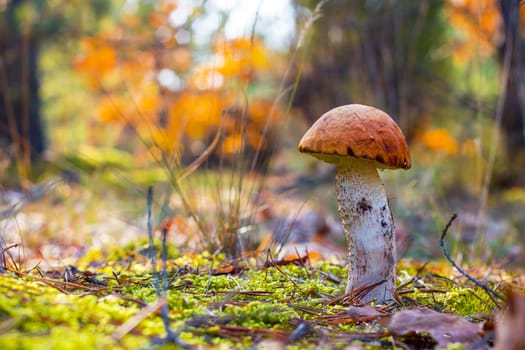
[1, 172, 524, 349]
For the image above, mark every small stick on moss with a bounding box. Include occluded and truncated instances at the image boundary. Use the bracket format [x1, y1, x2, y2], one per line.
[5, 267, 95, 293]
[110, 293, 148, 307]
[439, 213, 504, 303]
[159, 226, 179, 342]
[395, 261, 429, 291]
[147, 186, 158, 284]
[112, 271, 121, 285]
[113, 298, 167, 342]
[265, 250, 301, 291]
[161, 226, 169, 293]
[147, 187, 163, 298]
[1, 242, 20, 271]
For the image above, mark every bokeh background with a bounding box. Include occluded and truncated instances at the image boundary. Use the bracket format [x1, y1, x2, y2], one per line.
[1, 0, 524, 266]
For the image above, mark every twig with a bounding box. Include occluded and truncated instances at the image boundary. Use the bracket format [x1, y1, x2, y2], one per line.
[161, 226, 169, 294]
[324, 281, 384, 306]
[439, 213, 504, 302]
[1, 243, 20, 272]
[112, 298, 167, 341]
[147, 187, 158, 286]
[146, 187, 186, 346]
[266, 250, 301, 291]
[5, 267, 99, 293]
[159, 226, 180, 343]
[395, 261, 429, 291]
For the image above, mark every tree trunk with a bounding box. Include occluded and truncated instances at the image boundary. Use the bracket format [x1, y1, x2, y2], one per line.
[499, 0, 525, 156]
[0, 0, 45, 161]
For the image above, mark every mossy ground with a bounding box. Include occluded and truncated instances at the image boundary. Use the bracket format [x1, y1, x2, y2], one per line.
[0, 239, 516, 349]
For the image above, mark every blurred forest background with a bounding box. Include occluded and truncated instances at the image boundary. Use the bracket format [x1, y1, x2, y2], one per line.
[1, 0, 525, 266]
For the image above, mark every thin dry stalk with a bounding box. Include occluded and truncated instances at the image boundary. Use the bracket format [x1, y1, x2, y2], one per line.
[264, 249, 301, 291]
[476, 2, 516, 257]
[112, 297, 167, 341]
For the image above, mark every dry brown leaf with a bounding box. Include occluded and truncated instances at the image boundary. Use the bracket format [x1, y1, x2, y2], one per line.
[211, 263, 247, 276]
[263, 254, 309, 268]
[389, 307, 482, 348]
[495, 291, 525, 350]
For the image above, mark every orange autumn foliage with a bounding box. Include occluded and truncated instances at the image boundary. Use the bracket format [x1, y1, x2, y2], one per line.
[136, 83, 161, 118]
[119, 52, 156, 83]
[97, 95, 125, 123]
[186, 38, 270, 90]
[249, 100, 274, 124]
[74, 38, 117, 88]
[221, 133, 243, 155]
[422, 128, 459, 155]
[96, 83, 160, 126]
[167, 92, 226, 140]
[445, 0, 501, 63]
[73, 0, 280, 160]
[188, 64, 225, 90]
[245, 125, 267, 150]
[213, 37, 270, 81]
[170, 47, 193, 73]
[148, 2, 176, 27]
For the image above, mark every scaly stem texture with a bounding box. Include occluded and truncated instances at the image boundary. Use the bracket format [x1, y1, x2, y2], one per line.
[335, 160, 396, 303]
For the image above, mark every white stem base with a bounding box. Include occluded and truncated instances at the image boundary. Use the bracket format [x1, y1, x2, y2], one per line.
[335, 159, 396, 303]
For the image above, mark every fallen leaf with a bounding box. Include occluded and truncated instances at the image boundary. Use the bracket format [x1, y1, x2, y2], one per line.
[211, 263, 247, 276]
[389, 307, 482, 348]
[264, 253, 309, 268]
[495, 291, 525, 350]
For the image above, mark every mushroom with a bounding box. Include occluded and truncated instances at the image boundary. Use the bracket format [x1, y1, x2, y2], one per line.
[298, 104, 411, 303]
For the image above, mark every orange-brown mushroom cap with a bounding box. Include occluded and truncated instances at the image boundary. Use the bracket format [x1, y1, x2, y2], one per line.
[298, 104, 411, 169]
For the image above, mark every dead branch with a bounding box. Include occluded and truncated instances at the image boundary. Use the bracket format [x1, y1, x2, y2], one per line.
[439, 213, 504, 303]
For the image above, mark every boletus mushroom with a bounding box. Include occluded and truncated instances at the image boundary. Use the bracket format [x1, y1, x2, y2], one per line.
[298, 104, 411, 303]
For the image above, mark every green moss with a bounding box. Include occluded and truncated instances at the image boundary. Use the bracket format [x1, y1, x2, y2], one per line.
[0, 254, 510, 349]
[0, 276, 144, 349]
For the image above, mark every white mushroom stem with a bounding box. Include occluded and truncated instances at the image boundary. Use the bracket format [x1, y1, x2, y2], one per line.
[335, 158, 396, 303]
